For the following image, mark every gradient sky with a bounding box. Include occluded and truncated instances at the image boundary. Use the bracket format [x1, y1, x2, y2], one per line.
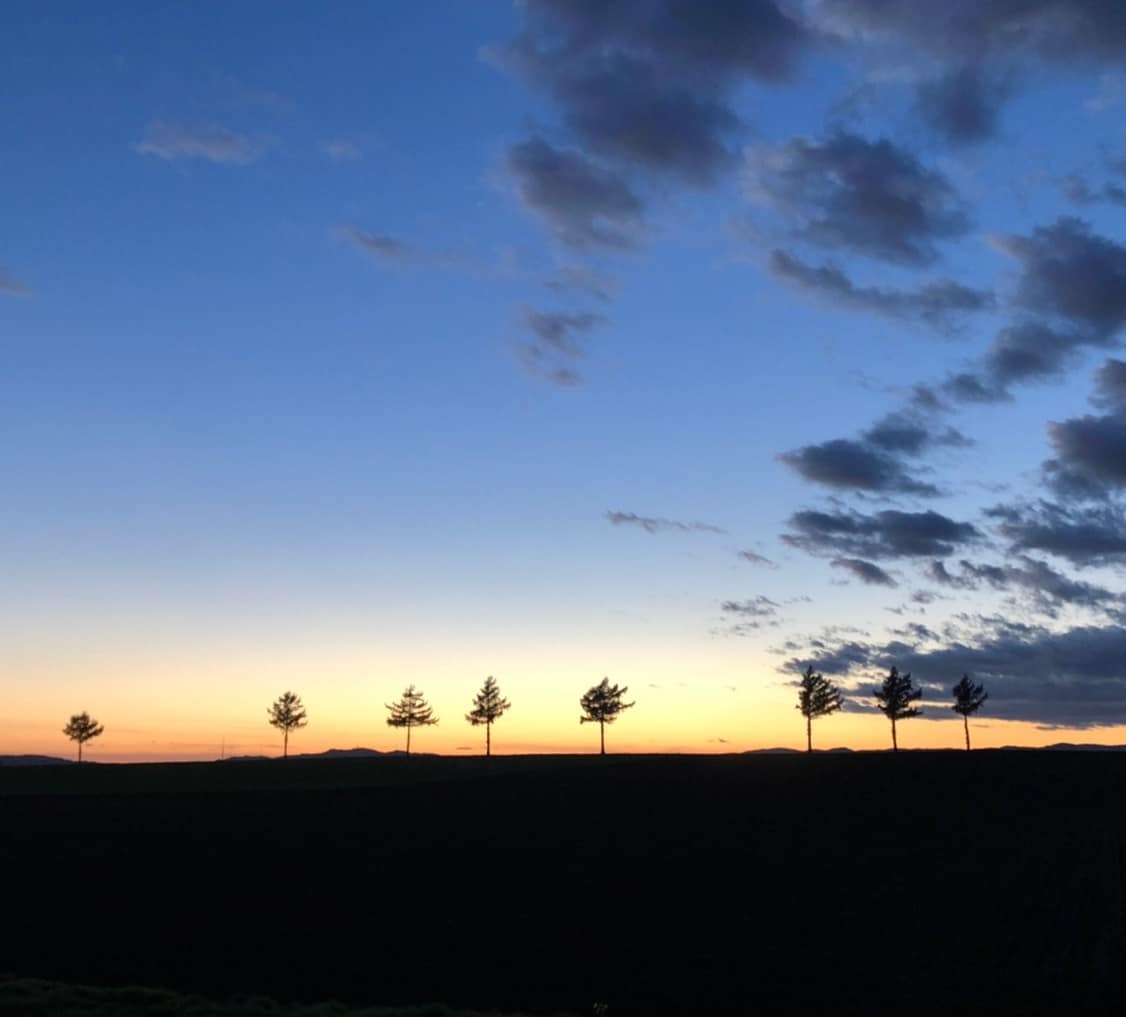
[7, 1, 1126, 761]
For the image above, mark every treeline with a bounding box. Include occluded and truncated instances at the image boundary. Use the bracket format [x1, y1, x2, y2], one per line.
[59, 668, 990, 761]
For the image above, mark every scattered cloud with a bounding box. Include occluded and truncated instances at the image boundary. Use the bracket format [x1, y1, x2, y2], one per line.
[0, 270, 30, 296]
[544, 264, 618, 302]
[784, 508, 981, 560]
[768, 250, 993, 332]
[321, 138, 363, 163]
[134, 122, 268, 165]
[339, 227, 412, 261]
[778, 438, 940, 495]
[521, 307, 605, 357]
[506, 137, 645, 250]
[606, 511, 727, 535]
[738, 549, 777, 568]
[915, 65, 1008, 145]
[988, 499, 1126, 566]
[831, 557, 898, 586]
[746, 132, 970, 265]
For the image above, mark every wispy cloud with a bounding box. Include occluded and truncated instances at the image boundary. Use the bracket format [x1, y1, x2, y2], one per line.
[134, 122, 268, 165]
[606, 511, 726, 535]
[339, 226, 412, 261]
[0, 270, 31, 296]
[321, 138, 363, 163]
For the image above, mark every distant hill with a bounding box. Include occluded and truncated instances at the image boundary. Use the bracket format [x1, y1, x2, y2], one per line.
[0, 755, 71, 767]
[222, 747, 418, 762]
[743, 747, 854, 755]
[1002, 742, 1126, 752]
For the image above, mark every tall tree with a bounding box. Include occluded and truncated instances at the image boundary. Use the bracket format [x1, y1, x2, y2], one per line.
[873, 666, 922, 752]
[62, 712, 104, 763]
[579, 677, 635, 755]
[796, 665, 843, 752]
[465, 676, 511, 757]
[267, 691, 308, 759]
[951, 674, 988, 751]
[386, 685, 438, 754]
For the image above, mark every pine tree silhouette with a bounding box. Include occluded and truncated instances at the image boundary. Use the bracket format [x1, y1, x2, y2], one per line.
[466, 676, 511, 757]
[796, 665, 843, 752]
[579, 677, 635, 755]
[267, 691, 308, 758]
[62, 712, 104, 763]
[951, 674, 988, 751]
[873, 666, 922, 751]
[386, 685, 438, 754]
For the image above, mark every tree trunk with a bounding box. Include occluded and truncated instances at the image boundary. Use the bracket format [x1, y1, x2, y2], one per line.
[600, 720, 605, 755]
[406, 722, 412, 755]
[78, 741, 82, 764]
[964, 714, 970, 752]
[806, 714, 812, 753]
[486, 721, 491, 757]
[891, 717, 898, 752]
[283, 729, 289, 759]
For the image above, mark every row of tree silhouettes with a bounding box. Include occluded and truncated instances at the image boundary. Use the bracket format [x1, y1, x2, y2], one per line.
[61, 669, 988, 761]
[263, 676, 634, 757]
[799, 666, 988, 751]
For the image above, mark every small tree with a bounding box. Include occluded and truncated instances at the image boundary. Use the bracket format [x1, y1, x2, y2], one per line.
[796, 665, 843, 752]
[951, 674, 988, 751]
[466, 676, 511, 757]
[580, 677, 635, 755]
[386, 684, 438, 754]
[267, 691, 308, 759]
[873, 666, 922, 751]
[63, 712, 104, 763]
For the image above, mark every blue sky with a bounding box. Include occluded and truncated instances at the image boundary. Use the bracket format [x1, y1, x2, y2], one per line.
[6, 1, 1126, 757]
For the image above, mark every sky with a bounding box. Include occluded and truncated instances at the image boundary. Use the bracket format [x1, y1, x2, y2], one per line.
[7, 1, 1126, 761]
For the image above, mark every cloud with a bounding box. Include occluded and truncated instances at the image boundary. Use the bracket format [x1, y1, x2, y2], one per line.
[1059, 175, 1126, 206]
[926, 555, 1120, 613]
[340, 227, 412, 261]
[0, 270, 30, 296]
[606, 511, 726, 535]
[768, 250, 993, 331]
[993, 218, 1126, 337]
[988, 500, 1126, 566]
[1045, 410, 1126, 498]
[831, 557, 899, 586]
[133, 122, 267, 165]
[1093, 357, 1126, 408]
[746, 132, 970, 265]
[544, 264, 618, 302]
[915, 66, 1008, 145]
[738, 549, 777, 568]
[506, 137, 645, 250]
[784, 508, 981, 560]
[521, 307, 605, 356]
[321, 139, 362, 163]
[810, 2, 1126, 66]
[862, 412, 970, 455]
[803, 617, 1126, 727]
[721, 596, 779, 617]
[778, 438, 939, 495]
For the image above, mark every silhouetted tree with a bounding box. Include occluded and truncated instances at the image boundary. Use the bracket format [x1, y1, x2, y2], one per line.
[267, 691, 307, 759]
[873, 666, 922, 751]
[796, 665, 843, 752]
[386, 684, 438, 754]
[951, 674, 988, 751]
[580, 677, 635, 755]
[63, 712, 104, 763]
[466, 676, 510, 757]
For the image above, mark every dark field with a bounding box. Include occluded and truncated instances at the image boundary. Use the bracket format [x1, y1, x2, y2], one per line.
[4, 752, 1126, 1016]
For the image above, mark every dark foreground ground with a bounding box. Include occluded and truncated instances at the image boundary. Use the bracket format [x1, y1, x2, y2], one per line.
[3, 751, 1126, 1016]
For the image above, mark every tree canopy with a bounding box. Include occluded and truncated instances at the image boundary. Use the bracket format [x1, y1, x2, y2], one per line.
[267, 691, 308, 758]
[580, 678, 635, 755]
[796, 665, 843, 752]
[873, 667, 922, 751]
[466, 676, 511, 756]
[951, 674, 988, 751]
[386, 685, 438, 754]
[63, 712, 105, 763]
